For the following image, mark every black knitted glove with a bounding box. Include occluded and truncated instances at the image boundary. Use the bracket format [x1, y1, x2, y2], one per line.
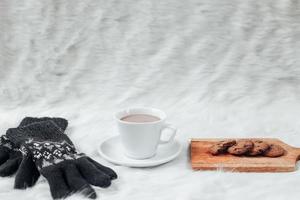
[0, 117, 68, 178]
[7, 120, 117, 199]
[0, 117, 68, 188]
[15, 117, 68, 189]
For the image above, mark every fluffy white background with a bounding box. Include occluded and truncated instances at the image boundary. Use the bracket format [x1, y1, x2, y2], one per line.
[1, 0, 300, 199]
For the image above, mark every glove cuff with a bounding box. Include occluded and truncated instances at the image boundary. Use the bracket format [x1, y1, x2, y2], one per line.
[6, 121, 68, 146]
[19, 117, 68, 131]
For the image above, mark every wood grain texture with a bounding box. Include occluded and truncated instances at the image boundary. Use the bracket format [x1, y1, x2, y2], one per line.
[191, 138, 300, 172]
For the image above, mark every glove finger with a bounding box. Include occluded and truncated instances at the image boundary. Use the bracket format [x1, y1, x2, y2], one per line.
[0, 150, 9, 165]
[0, 157, 21, 177]
[64, 164, 96, 199]
[87, 157, 117, 180]
[14, 155, 40, 189]
[41, 167, 71, 199]
[76, 157, 111, 188]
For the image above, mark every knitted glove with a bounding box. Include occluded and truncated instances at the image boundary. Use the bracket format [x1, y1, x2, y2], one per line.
[0, 117, 68, 189]
[7, 120, 117, 199]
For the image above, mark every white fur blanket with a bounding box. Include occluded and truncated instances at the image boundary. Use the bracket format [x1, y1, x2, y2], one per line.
[1, 0, 300, 199]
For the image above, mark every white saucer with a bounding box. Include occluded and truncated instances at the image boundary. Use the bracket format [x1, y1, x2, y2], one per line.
[98, 136, 181, 167]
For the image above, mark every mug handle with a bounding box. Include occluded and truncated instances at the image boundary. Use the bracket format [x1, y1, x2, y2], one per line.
[159, 123, 177, 144]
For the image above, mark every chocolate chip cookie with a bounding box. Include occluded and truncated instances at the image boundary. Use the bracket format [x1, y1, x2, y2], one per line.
[209, 140, 236, 155]
[247, 140, 270, 156]
[264, 144, 285, 157]
[227, 139, 254, 155]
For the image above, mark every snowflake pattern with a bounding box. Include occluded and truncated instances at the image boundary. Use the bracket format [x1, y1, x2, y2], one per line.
[22, 140, 84, 169]
[20, 145, 29, 156]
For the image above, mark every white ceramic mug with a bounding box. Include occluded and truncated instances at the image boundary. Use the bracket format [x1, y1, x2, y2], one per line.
[115, 107, 177, 159]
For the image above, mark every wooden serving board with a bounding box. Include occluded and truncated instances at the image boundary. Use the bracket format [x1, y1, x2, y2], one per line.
[191, 138, 300, 172]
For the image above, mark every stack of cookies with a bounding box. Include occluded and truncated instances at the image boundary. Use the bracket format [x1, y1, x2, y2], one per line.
[209, 139, 285, 157]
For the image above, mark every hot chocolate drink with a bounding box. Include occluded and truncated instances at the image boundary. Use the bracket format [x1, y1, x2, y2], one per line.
[121, 114, 160, 123]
